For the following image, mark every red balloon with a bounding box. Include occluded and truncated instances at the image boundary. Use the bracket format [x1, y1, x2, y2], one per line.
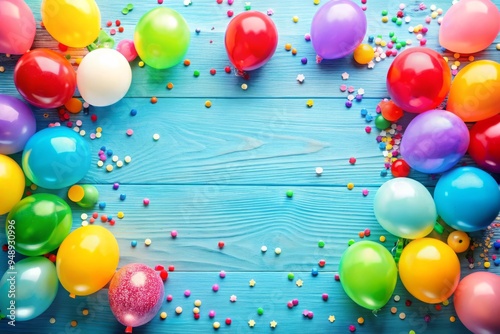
[225, 11, 278, 72]
[14, 48, 76, 109]
[468, 114, 500, 173]
[386, 48, 451, 113]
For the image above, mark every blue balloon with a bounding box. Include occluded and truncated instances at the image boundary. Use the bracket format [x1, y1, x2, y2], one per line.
[0, 257, 59, 321]
[434, 167, 500, 232]
[22, 126, 91, 189]
[374, 177, 437, 239]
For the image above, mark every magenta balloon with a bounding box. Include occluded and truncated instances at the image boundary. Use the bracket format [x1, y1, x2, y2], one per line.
[108, 263, 165, 329]
[116, 39, 138, 62]
[310, 0, 367, 59]
[0, 0, 36, 54]
[454, 272, 500, 334]
[400, 110, 469, 174]
[0, 94, 36, 155]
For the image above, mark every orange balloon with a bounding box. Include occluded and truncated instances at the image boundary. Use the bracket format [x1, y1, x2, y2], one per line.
[398, 238, 460, 304]
[447, 231, 470, 253]
[56, 225, 119, 297]
[446, 60, 500, 122]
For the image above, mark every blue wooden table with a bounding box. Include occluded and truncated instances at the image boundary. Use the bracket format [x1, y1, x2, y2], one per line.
[1, 0, 499, 333]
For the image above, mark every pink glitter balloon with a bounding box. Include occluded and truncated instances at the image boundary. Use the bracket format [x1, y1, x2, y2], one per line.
[108, 263, 165, 331]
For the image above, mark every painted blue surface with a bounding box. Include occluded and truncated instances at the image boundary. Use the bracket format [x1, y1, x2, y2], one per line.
[1, 0, 499, 333]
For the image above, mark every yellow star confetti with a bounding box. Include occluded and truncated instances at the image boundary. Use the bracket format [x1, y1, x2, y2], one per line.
[295, 279, 303, 287]
[249, 279, 256, 287]
[270, 320, 278, 328]
[328, 315, 336, 323]
[248, 319, 256, 327]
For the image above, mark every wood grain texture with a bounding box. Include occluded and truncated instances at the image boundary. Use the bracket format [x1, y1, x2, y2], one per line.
[1, 0, 499, 333]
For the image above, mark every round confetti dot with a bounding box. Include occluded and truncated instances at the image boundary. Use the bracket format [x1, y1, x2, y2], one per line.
[106, 164, 113, 172]
[347, 183, 354, 190]
[219, 270, 226, 278]
[143, 198, 150, 206]
[124, 156, 132, 163]
[209, 310, 216, 318]
[131, 240, 137, 247]
[213, 321, 221, 329]
[212, 284, 219, 292]
[391, 307, 397, 314]
[450, 316, 456, 322]
[205, 100, 212, 108]
[49, 317, 56, 324]
[399, 312, 406, 320]
[145, 238, 152, 246]
[358, 317, 364, 325]
[318, 240, 325, 248]
[150, 96, 158, 104]
[275, 247, 282, 255]
[292, 16, 299, 23]
[315, 167, 323, 175]
[194, 299, 202, 307]
[160, 312, 167, 319]
[349, 324, 356, 332]
[166, 82, 174, 90]
[153, 133, 160, 141]
[241, 83, 248, 90]
[286, 190, 294, 198]
[287, 272, 295, 280]
[70, 320, 77, 327]
[261, 245, 267, 252]
[175, 306, 182, 314]
[117, 212, 124, 219]
[285, 43, 292, 51]
[193, 70, 200, 77]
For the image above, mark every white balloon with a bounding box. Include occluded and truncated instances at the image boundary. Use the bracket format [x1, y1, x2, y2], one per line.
[77, 48, 132, 107]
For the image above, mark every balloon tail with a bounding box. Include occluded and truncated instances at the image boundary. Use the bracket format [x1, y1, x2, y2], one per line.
[315, 55, 323, 64]
[372, 309, 380, 317]
[69, 293, 76, 298]
[235, 69, 249, 80]
[125, 326, 133, 333]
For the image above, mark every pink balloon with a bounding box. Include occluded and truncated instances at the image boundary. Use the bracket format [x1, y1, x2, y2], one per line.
[439, 0, 500, 53]
[108, 263, 165, 331]
[0, 0, 36, 54]
[117, 39, 138, 62]
[454, 272, 500, 334]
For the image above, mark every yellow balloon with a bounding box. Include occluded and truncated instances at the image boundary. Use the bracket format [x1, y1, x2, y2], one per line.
[446, 60, 500, 122]
[0, 154, 25, 215]
[398, 238, 460, 304]
[56, 225, 119, 297]
[41, 0, 101, 48]
[353, 43, 374, 65]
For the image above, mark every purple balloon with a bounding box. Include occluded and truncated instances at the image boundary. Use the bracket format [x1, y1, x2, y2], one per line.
[400, 110, 469, 174]
[310, 0, 367, 59]
[0, 94, 36, 155]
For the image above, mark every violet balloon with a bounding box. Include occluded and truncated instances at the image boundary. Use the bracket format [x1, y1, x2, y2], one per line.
[0, 94, 36, 155]
[454, 272, 500, 334]
[310, 0, 367, 59]
[400, 110, 469, 174]
[108, 263, 165, 331]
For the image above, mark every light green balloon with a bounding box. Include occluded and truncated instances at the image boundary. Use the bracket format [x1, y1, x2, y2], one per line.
[134, 7, 190, 69]
[0, 257, 58, 321]
[339, 241, 397, 310]
[374, 177, 437, 239]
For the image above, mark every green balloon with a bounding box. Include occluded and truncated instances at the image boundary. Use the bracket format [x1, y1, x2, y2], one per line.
[339, 241, 397, 310]
[6, 193, 72, 256]
[134, 7, 190, 69]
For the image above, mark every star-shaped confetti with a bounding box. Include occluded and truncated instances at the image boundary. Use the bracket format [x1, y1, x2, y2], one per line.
[230, 295, 237, 302]
[249, 279, 256, 287]
[367, 61, 375, 69]
[341, 72, 349, 80]
[270, 320, 278, 328]
[296, 74, 305, 83]
[295, 279, 303, 287]
[248, 319, 256, 327]
[328, 315, 336, 323]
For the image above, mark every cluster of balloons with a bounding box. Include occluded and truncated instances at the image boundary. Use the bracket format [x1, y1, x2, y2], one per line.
[225, 11, 278, 73]
[310, 0, 367, 60]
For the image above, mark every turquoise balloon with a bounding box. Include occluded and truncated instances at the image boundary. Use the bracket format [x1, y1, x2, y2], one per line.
[22, 126, 91, 189]
[6, 193, 72, 256]
[134, 7, 190, 69]
[0, 257, 58, 321]
[339, 241, 397, 310]
[434, 167, 500, 232]
[374, 177, 437, 239]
